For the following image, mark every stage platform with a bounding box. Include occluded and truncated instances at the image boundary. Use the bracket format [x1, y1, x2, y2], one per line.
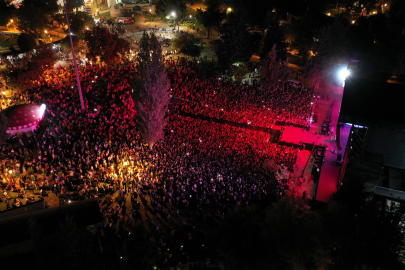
[282, 77, 351, 202]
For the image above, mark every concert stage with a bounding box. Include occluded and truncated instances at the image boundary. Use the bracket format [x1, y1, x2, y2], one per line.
[280, 122, 351, 202]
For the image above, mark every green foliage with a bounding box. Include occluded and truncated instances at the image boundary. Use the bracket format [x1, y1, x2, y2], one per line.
[156, 0, 186, 18]
[84, 26, 130, 65]
[66, 0, 85, 13]
[0, 113, 9, 144]
[16, 0, 59, 35]
[292, 11, 332, 61]
[17, 33, 37, 52]
[171, 32, 202, 57]
[211, 195, 328, 270]
[124, 223, 158, 269]
[195, 0, 225, 39]
[237, 0, 274, 28]
[0, 1, 16, 25]
[68, 11, 94, 39]
[31, 43, 58, 71]
[136, 33, 171, 149]
[29, 215, 103, 270]
[260, 16, 287, 61]
[217, 12, 253, 68]
[261, 45, 291, 89]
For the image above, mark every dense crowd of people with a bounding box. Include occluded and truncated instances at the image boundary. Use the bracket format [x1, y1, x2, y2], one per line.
[0, 61, 308, 267]
[169, 67, 315, 129]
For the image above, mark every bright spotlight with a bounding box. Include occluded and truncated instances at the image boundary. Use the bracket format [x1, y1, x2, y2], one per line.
[171, 12, 176, 17]
[339, 69, 350, 80]
[40, 104, 46, 118]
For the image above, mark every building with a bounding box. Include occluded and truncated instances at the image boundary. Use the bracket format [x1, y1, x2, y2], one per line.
[338, 70, 405, 204]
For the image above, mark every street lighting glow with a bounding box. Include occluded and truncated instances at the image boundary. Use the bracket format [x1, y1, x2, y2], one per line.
[10, 19, 13, 23]
[327, 13, 331, 16]
[44, 30, 47, 34]
[352, 20, 355, 24]
[171, 11, 176, 17]
[339, 69, 350, 81]
[227, 7, 232, 12]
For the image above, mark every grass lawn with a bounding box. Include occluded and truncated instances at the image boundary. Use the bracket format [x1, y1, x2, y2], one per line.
[93, 4, 109, 11]
[98, 11, 113, 20]
[0, 36, 18, 50]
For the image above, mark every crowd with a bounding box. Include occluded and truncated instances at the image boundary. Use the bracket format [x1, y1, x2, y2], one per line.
[169, 67, 315, 129]
[0, 61, 306, 267]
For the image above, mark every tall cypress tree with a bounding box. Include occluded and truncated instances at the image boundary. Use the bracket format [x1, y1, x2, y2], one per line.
[261, 45, 291, 90]
[136, 33, 171, 149]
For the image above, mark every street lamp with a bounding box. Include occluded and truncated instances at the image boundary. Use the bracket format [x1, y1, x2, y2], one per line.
[171, 11, 176, 18]
[10, 19, 16, 32]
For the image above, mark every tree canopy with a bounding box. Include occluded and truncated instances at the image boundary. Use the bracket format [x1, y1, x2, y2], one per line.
[16, 0, 59, 35]
[171, 32, 202, 58]
[136, 32, 171, 149]
[196, 0, 225, 39]
[84, 26, 130, 65]
[217, 12, 253, 67]
[17, 33, 37, 52]
[261, 45, 291, 89]
[156, 0, 186, 18]
[210, 195, 327, 270]
[260, 16, 288, 61]
[0, 1, 16, 26]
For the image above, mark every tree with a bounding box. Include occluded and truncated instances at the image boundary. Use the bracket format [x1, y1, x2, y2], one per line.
[0, 1, 16, 26]
[211, 195, 328, 270]
[217, 12, 253, 67]
[261, 45, 291, 89]
[16, 43, 58, 89]
[67, 11, 94, 39]
[66, 0, 85, 13]
[124, 223, 158, 269]
[0, 113, 9, 144]
[260, 16, 287, 61]
[84, 26, 130, 65]
[16, 0, 59, 35]
[31, 43, 58, 72]
[156, 0, 186, 18]
[29, 215, 103, 270]
[136, 33, 171, 149]
[171, 32, 202, 58]
[323, 170, 405, 270]
[17, 33, 37, 52]
[196, 0, 225, 39]
[302, 26, 331, 89]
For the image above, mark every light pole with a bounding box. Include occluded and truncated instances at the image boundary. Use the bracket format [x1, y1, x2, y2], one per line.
[10, 19, 16, 32]
[171, 12, 179, 31]
[63, 0, 85, 111]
